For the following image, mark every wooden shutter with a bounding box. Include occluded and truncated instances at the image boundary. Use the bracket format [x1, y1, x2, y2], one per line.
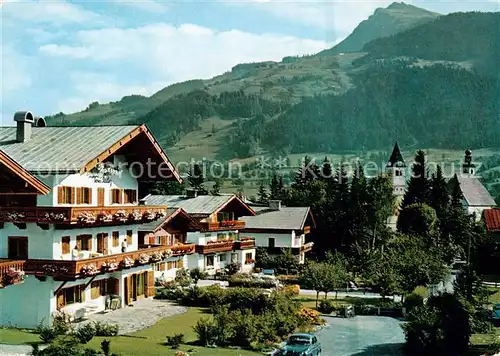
[146, 271, 155, 297]
[178, 258, 183, 268]
[80, 285, 86, 302]
[103, 233, 109, 255]
[149, 234, 156, 245]
[70, 187, 75, 204]
[88, 235, 93, 251]
[76, 188, 82, 204]
[97, 188, 105, 206]
[160, 236, 167, 246]
[123, 190, 129, 204]
[118, 189, 123, 204]
[87, 188, 93, 204]
[57, 186, 64, 204]
[127, 276, 133, 304]
[62, 236, 70, 254]
[159, 263, 166, 271]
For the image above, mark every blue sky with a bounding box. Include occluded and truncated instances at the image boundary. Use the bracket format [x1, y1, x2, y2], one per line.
[1, 0, 498, 125]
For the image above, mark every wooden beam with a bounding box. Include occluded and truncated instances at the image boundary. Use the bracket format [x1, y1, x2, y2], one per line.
[0, 151, 50, 195]
[53, 281, 68, 296]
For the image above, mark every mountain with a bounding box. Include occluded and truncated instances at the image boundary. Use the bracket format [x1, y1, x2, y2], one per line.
[45, 8, 500, 163]
[318, 2, 440, 55]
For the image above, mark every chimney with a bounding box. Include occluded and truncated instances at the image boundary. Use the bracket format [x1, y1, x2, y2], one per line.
[186, 189, 198, 199]
[14, 111, 35, 142]
[269, 200, 281, 210]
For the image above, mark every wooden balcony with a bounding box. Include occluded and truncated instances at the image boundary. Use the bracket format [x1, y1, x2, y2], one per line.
[0, 260, 25, 288]
[0, 205, 167, 226]
[301, 242, 314, 253]
[234, 239, 255, 250]
[21, 244, 195, 281]
[195, 240, 235, 254]
[200, 220, 245, 232]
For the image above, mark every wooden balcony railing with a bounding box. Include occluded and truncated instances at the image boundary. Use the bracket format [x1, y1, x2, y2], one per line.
[22, 244, 195, 281]
[234, 239, 255, 250]
[200, 220, 245, 232]
[0, 206, 167, 226]
[301, 242, 314, 252]
[195, 241, 235, 254]
[0, 260, 25, 288]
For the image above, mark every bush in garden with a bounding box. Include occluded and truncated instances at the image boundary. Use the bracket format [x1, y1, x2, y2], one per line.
[52, 311, 72, 335]
[100, 340, 111, 356]
[166, 333, 185, 349]
[193, 317, 218, 346]
[175, 269, 192, 287]
[227, 277, 276, 289]
[280, 284, 300, 296]
[155, 286, 185, 301]
[224, 262, 242, 276]
[93, 321, 119, 336]
[190, 268, 208, 285]
[298, 308, 323, 325]
[73, 323, 96, 344]
[318, 299, 335, 314]
[404, 293, 424, 314]
[37, 323, 57, 344]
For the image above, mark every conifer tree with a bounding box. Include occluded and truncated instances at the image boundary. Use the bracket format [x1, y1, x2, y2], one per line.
[187, 163, 207, 194]
[320, 156, 333, 180]
[210, 179, 221, 195]
[257, 182, 269, 204]
[270, 174, 280, 199]
[430, 165, 450, 219]
[402, 150, 431, 207]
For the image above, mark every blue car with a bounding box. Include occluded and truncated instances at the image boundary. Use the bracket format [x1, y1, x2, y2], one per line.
[280, 333, 322, 356]
[491, 304, 500, 325]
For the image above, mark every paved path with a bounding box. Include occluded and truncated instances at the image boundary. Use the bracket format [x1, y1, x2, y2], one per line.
[316, 316, 405, 355]
[75, 299, 187, 335]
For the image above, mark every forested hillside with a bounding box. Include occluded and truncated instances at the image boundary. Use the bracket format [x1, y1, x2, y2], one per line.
[45, 9, 500, 162]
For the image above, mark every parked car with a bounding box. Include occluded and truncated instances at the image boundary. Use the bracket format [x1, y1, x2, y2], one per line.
[490, 303, 500, 326]
[279, 333, 322, 355]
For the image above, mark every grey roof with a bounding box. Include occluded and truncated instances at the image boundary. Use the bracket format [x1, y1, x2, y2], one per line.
[0, 125, 139, 172]
[455, 175, 496, 207]
[142, 195, 237, 216]
[138, 208, 180, 232]
[240, 207, 311, 230]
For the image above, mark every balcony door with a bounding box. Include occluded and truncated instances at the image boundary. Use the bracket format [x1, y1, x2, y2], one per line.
[97, 233, 109, 255]
[8, 236, 28, 259]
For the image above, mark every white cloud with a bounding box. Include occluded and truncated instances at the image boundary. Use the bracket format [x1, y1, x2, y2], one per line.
[2, 0, 107, 26]
[111, 0, 169, 13]
[0, 45, 32, 97]
[40, 23, 330, 86]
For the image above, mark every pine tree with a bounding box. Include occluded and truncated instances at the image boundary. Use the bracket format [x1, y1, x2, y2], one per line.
[320, 156, 333, 180]
[257, 182, 269, 204]
[402, 150, 431, 207]
[270, 174, 280, 199]
[295, 156, 320, 187]
[187, 163, 207, 194]
[210, 179, 221, 195]
[430, 165, 450, 219]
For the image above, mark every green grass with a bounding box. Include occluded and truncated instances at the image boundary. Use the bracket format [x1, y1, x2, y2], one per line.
[0, 308, 259, 356]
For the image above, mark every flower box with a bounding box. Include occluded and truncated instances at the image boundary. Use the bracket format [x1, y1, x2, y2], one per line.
[113, 210, 128, 222]
[80, 264, 99, 277]
[151, 252, 163, 262]
[101, 260, 118, 272]
[122, 257, 134, 268]
[142, 211, 155, 221]
[2, 268, 25, 285]
[78, 212, 96, 224]
[138, 253, 151, 264]
[97, 213, 113, 223]
[129, 211, 142, 221]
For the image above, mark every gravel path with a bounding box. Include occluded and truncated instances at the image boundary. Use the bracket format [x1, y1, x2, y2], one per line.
[75, 299, 187, 335]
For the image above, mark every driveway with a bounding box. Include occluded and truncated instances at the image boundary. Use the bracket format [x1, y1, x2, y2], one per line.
[316, 316, 405, 356]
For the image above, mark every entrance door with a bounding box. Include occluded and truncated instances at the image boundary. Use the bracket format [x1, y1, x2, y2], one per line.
[97, 188, 105, 206]
[97, 233, 109, 255]
[8, 236, 28, 259]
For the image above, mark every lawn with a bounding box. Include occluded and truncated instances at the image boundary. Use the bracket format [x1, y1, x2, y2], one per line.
[0, 307, 260, 356]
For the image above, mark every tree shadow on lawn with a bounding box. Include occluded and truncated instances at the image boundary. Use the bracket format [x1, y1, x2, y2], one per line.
[350, 342, 404, 355]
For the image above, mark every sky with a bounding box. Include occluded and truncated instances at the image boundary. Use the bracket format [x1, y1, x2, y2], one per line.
[0, 0, 498, 125]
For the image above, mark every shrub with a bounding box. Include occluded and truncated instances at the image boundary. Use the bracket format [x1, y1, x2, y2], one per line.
[52, 311, 71, 335]
[166, 333, 185, 349]
[281, 284, 300, 296]
[318, 299, 335, 314]
[155, 286, 185, 301]
[37, 323, 57, 344]
[354, 304, 377, 315]
[93, 321, 119, 336]
[100, 340, 111, 356]
[225, 262, 242, 276]
[193, 316, 218, 346]
[190, 268, 208, 285]
[73, 323, 96, 344]
[228, 278, 275, 289]
[175, 268, 192, 287]
[404, 293, 424, 314]
[298, 308, 323, 325]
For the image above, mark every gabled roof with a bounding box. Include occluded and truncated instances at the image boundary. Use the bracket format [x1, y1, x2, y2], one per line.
[0, 150, 50, 194]
[142, 194, 255, 217]
[387, 142, 406, 168]
[450, 174, 496, 207]
[240, 207, 315, 231]
[0, 123, 181, 182]
[138, 208, 200, 232]
[484, 209, 500, 232]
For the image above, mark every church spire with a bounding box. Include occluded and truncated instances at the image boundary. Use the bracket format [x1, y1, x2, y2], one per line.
[387, 142, 406, 168]
[462, 149, 476, 176]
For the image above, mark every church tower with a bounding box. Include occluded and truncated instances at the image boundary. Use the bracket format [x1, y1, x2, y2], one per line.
[386, 142, 406, 203]
[462, 149, 476, 176]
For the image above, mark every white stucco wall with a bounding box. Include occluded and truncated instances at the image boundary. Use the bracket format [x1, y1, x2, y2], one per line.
[467, 205, 495, 221]
[153, 255, 188, 281]
[37, 155, 138, 207]
[0, 222, 139, 260]
[248, 232, 295, 249]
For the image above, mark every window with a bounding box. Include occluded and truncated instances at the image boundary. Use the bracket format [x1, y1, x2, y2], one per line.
[112, 231, 119, 247]
[8, 236, 28, 259]
[218, 254, 226, 262]
[57, 285, 84, 309]
[268, 238, 275, 248]
[58, 186, 74, 204]
[61, 236, 70, 255]
[126, 230, 133, 245]
[245, 252, 253, 264]
[123, 189, 137, 204]
[97, 233, 108, 254]
[77, 235, 92, 251]
[76, 187, 92, 204]
[136, 273, 145, 296]
[153, 263, 161, 272]
[231, 253, 238, 263]
[217, 233, 227, 240]
[111, 189, 122, 204]
[90, 280, 107, 299]
[217, 212, 234, 222]
[206, 255, 214, 267]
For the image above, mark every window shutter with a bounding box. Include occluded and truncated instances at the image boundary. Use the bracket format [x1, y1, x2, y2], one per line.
[69, 187, 75, 204]
[160, 236, 167, 246]
[147, 271, 155, 297]
[123, 190, 129, 204]
[118, 189, 123, 204]
[88, 236, 93, 251]
[57, 187, 64, 204]
[149, 234, 155, 245]
[76, 188, 81, 204]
